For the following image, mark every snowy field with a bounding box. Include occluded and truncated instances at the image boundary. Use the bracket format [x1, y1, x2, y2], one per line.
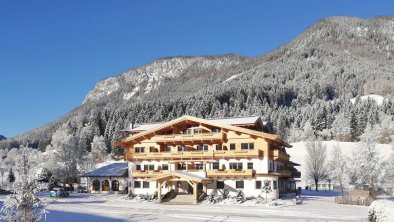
[287, 141, 393, 187]
[0, 190, 370, 222]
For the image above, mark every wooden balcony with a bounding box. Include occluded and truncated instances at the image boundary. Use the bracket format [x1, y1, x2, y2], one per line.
[277, 166, 292, 177]
[132, 170, 167, 178]
[128, 149, 261, 161]
[153, 132, 223, 143]
[272, 149, 290, 162]
[206, 169, 254, 178]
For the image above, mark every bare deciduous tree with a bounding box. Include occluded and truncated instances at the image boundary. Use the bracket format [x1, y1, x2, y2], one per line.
[305, 141, 327, 191]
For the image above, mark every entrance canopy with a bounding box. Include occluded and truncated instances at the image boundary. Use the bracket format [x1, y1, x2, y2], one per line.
[147, 171, 211, 183]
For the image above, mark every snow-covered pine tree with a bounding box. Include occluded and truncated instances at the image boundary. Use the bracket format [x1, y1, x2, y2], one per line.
[1, 145, 48, 222]
[328, 143, 349, 197]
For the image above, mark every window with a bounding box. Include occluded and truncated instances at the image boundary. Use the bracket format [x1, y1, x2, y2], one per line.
[196, 145, 208, 151]
[229, 162, 243, 170]
[216, 181, 224, 189]
[212, 163, 219, 170]
[134, 181, 141, 188]
[212, 128, 221, 133]
[149, 147, 156, 152]
[230, 144, 236, 150]
[193, 128, 202, 134]
[178, 146, 187, 152]
[182, 129, 192, 135]
[135, 147, 145, 153]
[247, 162, 253, 169]
[194, 164, 203, 170]
[162, 164, 169, 170]
[136, 165, 141, 171]
[143, 181, 150, 189]
[164, 146, 172, 152]
[241, 143, 254, 150]
[144, 164, 154, 171]
[236, 181, 244, 189]
[177, 163, 186, 170]
[273, 181, 277, 189]
[215, 144, 222, 151]
[256, 180, 262, 189]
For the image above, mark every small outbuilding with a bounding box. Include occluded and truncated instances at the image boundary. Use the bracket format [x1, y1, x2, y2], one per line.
[81, 162, 129, 194]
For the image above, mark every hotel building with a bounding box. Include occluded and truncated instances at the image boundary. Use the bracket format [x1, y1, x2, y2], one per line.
[114, 115, 300, 203]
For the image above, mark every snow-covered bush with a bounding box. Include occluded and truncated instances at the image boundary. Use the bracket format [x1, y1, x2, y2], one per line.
[368, 200, 394, 222]
[235, 190, 245, 203]
[219, 188, 230, 199]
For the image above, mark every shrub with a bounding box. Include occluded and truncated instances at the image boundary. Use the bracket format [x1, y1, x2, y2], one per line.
[368, 200, 394, 222]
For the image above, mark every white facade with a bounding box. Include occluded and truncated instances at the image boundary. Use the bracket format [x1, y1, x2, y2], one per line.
[129, 158, 283, 200]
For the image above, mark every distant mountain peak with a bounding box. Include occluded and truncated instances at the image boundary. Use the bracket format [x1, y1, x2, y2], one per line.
[0, 135, 6, 141]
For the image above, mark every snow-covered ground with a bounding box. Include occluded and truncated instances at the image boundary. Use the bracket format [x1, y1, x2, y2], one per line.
[287, 141, 393, 188]
[0, 190, 370, 221]
[350, 94, 386, 105]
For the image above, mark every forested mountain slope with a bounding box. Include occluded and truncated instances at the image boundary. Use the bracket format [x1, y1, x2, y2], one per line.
[1, 16, 394, 152]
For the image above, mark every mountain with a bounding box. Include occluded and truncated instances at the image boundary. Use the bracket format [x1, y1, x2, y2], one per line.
[0, 135, 6, 141]
[1, 16, 394, 151]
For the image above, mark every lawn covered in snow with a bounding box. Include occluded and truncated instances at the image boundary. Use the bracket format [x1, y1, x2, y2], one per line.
[287, 141, 393, 188]
[0, 190, 371, 222]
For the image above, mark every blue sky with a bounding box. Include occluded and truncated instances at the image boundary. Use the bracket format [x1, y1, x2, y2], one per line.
[1, 0, 393, 137]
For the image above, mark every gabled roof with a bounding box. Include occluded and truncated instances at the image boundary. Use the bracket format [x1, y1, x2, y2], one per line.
[114, 115, 291, 147]
[122, 116, 265, 133]
[82, 162, 128, 177]
[147, 171, 211, 183]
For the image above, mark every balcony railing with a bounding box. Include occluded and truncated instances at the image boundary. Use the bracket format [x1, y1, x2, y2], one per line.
[206, 169, 254, 178]
[153, 132, 223, 143]
[132, 170, 167, 178]
[127, 149, 261, 161]
[277, 166, 292, 177]
[272, 149, 290, 162]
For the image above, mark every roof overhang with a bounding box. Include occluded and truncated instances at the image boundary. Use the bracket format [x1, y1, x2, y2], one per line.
[114, 115, 291, 148]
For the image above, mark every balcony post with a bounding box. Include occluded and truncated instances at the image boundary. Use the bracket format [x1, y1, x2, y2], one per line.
[157, 182, 162, 203]
[193, 182, 197, 204]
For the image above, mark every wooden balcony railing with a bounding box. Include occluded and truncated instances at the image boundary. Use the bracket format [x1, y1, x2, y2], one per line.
[206, 169, 254, 178]
[128, 149, 261, 161]
[277, 166, 292, 177]
[272, 149, 290, 162]
[153, 132, 223, 143]
[132, 170, 167, 178]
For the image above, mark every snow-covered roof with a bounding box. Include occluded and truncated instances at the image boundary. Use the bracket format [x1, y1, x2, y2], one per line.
[82, 162, 128, 177]
[122, 116, 263, 132]
[207, 116, 261, 126]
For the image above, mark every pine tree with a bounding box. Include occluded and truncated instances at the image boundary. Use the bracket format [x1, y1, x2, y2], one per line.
[7, 168, 15, 184]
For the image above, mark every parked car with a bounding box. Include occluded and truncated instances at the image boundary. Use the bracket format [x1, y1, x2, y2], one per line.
[50, 188, 70, 198]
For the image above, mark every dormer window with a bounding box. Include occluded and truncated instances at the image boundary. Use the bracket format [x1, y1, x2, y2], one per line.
[193, 128, 202, 134]
[182, 129, 192, 135]
[212, 128, 221, 133]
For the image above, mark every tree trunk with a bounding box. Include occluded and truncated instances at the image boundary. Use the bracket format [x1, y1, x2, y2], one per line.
[315, 179, 318, 191]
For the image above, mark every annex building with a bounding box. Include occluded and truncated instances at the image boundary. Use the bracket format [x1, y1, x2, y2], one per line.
[114, 115, 300, 203]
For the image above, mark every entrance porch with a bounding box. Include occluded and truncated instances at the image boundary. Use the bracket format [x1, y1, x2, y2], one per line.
[147, 171, 211, 204]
